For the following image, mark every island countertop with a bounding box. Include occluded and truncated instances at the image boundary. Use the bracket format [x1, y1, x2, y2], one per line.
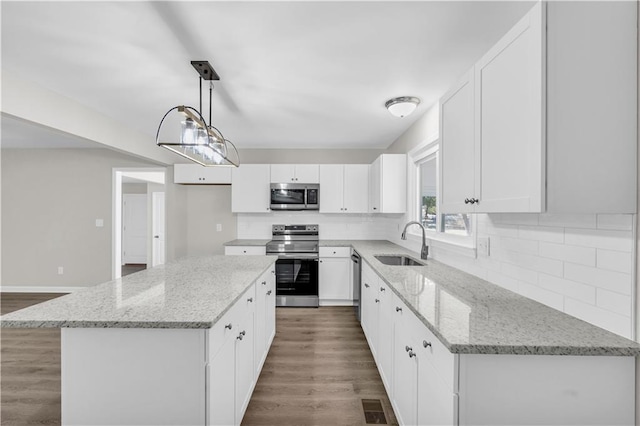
[0, 255, 277, 329]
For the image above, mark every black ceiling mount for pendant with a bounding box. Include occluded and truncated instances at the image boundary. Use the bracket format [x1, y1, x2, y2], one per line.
[190, 61, 220, 81]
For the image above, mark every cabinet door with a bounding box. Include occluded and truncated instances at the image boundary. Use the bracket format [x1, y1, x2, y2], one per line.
[344, 164, 369, 213]
[417, 359, 455, 426]
[294, 165, 320, 184]
[235, 308, 255, 423]
[254, 280, 266, 377]
[270, 164, 295, 183]
[174, 164, 232, 184]
[439, 69, 477, 214]
[369, 157, 381, 213]
[475, 3, 543, 213]
[319, 165, 345, 213]
[379, 155, 407, 213]
[319, 257, 351, 301]
[208, 332, 236, 426]
[392, 324, 418, 426]
[232, 165, 271, 213]
[264, 268, 276, 347]
[360, 269, 379, 357]
[377, 282, 393, 392]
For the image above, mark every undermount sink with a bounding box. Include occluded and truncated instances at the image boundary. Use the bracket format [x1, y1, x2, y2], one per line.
[375, 255, 425, 266]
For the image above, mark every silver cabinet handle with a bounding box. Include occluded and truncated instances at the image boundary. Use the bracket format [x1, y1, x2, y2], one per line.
[408, 351, 416, 358]
[380, 287, 386, 292]
[423, 340, 432, 348]
[262, 281, 267, 285]
[375, 299, 380, 303]
[267, 290, 272, 296]
[247, 297, 253, 303]
[395, 306, 402, 313]
[225, 323, 232, 330]
[405, 346, 412, 352]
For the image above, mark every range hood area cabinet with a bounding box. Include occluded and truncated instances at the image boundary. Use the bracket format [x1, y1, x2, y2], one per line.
[440, 1, 637, 214]
[231, 164, 271, 213]
[173, 164, 232, 184]
[319, 164, 369, 213]
[270, 164, 319, 184]
[370, 154, 407, 214]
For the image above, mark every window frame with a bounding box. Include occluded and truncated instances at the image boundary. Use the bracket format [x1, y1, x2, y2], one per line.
[406, 138, 476, 251]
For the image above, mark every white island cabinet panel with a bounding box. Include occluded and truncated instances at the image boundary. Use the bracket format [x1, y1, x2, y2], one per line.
[62, 328, 206, 426]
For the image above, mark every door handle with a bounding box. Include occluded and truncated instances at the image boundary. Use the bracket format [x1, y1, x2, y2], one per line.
[154, 235, 160, 238]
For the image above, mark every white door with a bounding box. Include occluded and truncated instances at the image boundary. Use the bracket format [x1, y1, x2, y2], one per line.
[122, 194, 147, 264]
[152, 192, 166, 267]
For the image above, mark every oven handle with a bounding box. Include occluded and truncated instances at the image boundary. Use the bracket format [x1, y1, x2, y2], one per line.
[269, 253, 319, 260]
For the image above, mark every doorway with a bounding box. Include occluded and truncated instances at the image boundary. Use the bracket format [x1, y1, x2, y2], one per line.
[113, 168, 166, 280]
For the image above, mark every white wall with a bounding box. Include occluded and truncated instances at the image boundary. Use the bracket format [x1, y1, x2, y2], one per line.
[185, 185, 236, 256]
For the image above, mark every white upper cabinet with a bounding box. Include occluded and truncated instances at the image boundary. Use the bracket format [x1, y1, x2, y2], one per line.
[173, 164, 232, 184]
[439, 69, 476, 214]
[270, 164, 319, 183]
[440, 1, 637, 214]
[232, 164, 271, 213]
[319, 164, 369, 213]
[370, 154, 406, 214]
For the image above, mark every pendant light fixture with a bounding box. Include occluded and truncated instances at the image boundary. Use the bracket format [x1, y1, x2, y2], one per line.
[156, 61, 239, 167]
[385, 96, 421, 118]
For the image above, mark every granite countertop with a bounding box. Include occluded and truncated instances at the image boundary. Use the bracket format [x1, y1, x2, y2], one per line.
[0, 255, 277, 329]
[349, 240, 640, 356]
[223, 239, 271, 247]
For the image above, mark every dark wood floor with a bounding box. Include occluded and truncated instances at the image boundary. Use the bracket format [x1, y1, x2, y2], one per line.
[242, 307, 397, 425]
[121, 263, 146, 277]
[1, 294, 395, 426]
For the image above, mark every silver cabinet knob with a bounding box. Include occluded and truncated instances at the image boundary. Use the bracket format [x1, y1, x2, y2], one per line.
[267, 290, 272, 295]
[375, 299, 380, 303]
[364, 283, 370, 288]
[247, 297, 253, 303]
[405, 346, 412, 352]
[380, 287, 386, 292]
[240, 331, 246, 336]
[408, 351, 416, 358]
[395, 306, 402, 313]
[225, 323, 232, 330]
[423, 340, 432, 348]
[262, 281, 267, 286]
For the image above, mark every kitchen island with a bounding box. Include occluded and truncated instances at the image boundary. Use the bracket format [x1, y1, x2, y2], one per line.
[1, 255, 278, 426]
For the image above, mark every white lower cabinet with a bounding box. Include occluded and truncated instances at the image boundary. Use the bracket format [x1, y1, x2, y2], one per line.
[207, 269, 276, 426]
[319, 247, 352, 305]
[224, 246, 266, 256]
[361, 264, 635, 426]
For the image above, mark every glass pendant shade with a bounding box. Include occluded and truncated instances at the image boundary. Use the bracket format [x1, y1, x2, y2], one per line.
[156, 105, 240, 167]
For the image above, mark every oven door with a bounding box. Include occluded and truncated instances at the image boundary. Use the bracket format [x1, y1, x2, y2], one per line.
[274, 256, 319, 307]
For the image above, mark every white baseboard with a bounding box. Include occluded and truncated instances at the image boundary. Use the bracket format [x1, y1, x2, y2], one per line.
[1, 286, 85, 293]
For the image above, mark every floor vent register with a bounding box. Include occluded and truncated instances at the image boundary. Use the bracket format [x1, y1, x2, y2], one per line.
[362, 399, 388, 424]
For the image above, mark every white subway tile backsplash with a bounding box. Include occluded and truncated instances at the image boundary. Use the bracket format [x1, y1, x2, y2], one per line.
[538, 213, 597, 229]
[564, 228, 633, 252]
[517, 225, 564, 243]
[538, 274, 596, 304]
[564, 298, 632, 339]
[504, 253, 563, 277]
[538, 242, 596, 266]
[518, 282, 564, 311]
[490, 213, 539, 226]
[494, 237, 539, 255]
[501, 263, 538, 285]
[564, 263, 632, 296]
[484, 222, 519, 238]
[596, 249, 633, 273]
[596, 214, 634, 231]
[596, 289, 632, 317]
[487, 270, 520, 293]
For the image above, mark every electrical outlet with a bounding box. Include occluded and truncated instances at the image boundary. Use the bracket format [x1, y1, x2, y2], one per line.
[57, 266, 64, 275]
[216, 223, 222, 232]
[95, 219, 104, 227]
[477, 237, 490, 256]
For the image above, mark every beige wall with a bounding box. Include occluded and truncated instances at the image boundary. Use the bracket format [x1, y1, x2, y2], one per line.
[238, 148, 383, 164]
[184, 185, 236, 256]
[1, 148, 158, 288]
[122, 183, 147, 194]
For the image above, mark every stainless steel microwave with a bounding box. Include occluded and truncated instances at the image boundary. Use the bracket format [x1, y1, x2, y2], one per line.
[270, 183, 319, 211]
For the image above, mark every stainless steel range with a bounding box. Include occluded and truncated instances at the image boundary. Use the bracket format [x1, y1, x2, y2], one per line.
[266, 224, 319, 307]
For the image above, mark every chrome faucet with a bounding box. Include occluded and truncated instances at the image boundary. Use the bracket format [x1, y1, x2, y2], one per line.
[401, 221, 429, 260]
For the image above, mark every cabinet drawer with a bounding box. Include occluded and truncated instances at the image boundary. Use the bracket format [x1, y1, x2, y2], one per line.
[224, 246, 266, 256]
[319, 247, 351, 258]
[209, 301, 242, 359]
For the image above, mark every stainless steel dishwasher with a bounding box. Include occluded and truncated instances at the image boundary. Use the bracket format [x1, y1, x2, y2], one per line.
[351, 250, 361, 321]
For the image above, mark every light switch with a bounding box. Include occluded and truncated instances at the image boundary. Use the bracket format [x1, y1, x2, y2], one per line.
[216, 224, 222, 232]
[95, 219, 104, 227]
[477, 237, 490, 256]
[57, 266, 64, 275]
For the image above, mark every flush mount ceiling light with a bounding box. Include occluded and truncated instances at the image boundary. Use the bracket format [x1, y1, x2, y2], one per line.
[156, 61, 239, 167]
[385, 96, 421, 118]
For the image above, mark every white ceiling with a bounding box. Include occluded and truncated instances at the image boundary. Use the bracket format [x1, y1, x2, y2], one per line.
[1, 1, 534, 152]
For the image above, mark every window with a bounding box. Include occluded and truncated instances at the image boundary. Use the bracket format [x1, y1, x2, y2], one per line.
[411, 140, 473, 245]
